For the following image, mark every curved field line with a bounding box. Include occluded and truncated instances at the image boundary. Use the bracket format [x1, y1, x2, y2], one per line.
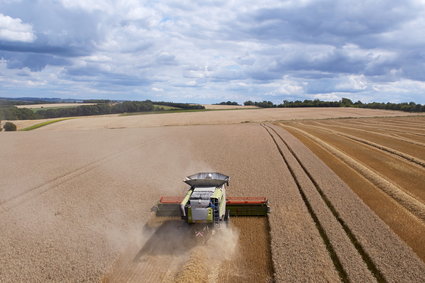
[259, 124, 351, 282]
[282, 124, 425, 223]
[304, 123, 425, 169]
[344, 121, 425, 135]
[331, 121, 425, 138]
[373, 119, 425, 127]
[264, 124, 384, 282]
[313, 121, 425, 148]
[391, 133, 425, 146]
[0, 138, 158, 213]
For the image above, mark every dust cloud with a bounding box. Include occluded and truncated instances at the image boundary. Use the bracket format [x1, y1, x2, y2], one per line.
[173, 223, 240, 283]
[103, 218, 240, 283]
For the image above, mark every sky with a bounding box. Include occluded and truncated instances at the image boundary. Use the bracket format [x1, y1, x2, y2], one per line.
[1, 0, 425, 104]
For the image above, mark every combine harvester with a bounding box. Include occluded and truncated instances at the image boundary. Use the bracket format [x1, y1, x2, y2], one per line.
[154, 172, 270, 224]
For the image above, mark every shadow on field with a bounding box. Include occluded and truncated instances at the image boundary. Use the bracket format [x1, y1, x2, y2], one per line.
[133, 219, 203, 261]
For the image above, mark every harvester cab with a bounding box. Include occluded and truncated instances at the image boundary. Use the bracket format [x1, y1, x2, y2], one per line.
[182, 172, 229, 224]
[154, 172, 270, 224]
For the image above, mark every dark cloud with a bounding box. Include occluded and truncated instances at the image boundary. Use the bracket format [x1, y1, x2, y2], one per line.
[0, 41, 90, 57]
[235, 0, 417, 46]
[0, 50, 71, 71]
[65, 65, 151, 87]
[0, 0, 103, 70]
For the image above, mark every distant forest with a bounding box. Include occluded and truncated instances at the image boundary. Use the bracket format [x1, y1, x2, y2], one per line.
[244, 98, 425, 112]
[0, 99, 204, 120]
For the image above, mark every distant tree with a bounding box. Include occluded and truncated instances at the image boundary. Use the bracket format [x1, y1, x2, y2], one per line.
[340, 98, 353, 107]
[244, 100, 254, 106]
[216, 101, 239, 105]
[3, 122, 17, 131]
[255, 101, 275, 108]
[154, 101, 204, 109]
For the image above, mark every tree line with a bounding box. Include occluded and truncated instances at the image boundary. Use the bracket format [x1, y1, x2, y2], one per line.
[214, 101, 239, 105]
[0, 100, 205, 120]
[244, 98, 425, 112]
[153, 101, 205, 109]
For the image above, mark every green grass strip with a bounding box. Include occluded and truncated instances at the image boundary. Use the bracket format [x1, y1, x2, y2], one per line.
[20, 118, 71, 131]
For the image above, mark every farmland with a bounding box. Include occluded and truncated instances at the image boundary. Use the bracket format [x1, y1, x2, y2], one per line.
[1, 108, 424, 282]
[27, 107, 422, 131]
[202, 104, 258, 110]
[280, 116, 425, 262]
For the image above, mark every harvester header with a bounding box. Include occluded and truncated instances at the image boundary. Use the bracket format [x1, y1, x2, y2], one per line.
[154, 172, 270, 224]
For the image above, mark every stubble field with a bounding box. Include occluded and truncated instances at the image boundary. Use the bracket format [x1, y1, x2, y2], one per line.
[280, 116, 425, 262]
[10, 107, 419, 131]
[1, 108, 424, 282]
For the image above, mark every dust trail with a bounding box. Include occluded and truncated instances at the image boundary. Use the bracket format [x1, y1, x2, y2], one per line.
[175, 225, 240, 283]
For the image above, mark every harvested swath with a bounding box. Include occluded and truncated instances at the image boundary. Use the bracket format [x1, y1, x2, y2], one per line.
[376, 118, 425, 126]
[282, 124, 425, 222]
[217, 218, 273, 283]
[367, 121, 425, 132]
[280, 117, 425, 262]
[338, 122, 425, 140]
[273, 124, 425, 282]
[307, 123, 425, 168]
[283, 123, 425, 263]
[263, 124, 375, 282]
[174, 219, 271, 283]
[313, 121, 425, 150]
[175, 248, 209, 283]
[345, 120, 425, 134]
[329, 119, 425, 144]
[287, 122, 425, 202]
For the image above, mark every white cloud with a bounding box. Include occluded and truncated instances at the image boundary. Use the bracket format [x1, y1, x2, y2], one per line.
[1, 0, 425, 104]
[59, 0, 112, 13]
[335, 74, 368, 91]
[185, 80, 197, 86]
[0, 13, 36, 42]
[372, 79, 425, 94]
[312, 93, 344, 101]
[276, 77, 305, 95]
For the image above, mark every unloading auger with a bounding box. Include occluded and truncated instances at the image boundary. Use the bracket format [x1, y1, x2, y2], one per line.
[153, 172, 270, 224]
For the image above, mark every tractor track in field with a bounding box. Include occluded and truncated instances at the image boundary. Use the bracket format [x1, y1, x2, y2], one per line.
[302, 123, 425, 169]
[281, 123, 425, 223]
[314, 121, 425, 148]
[342, 120, 425, 136]
[261, 123, 383, 282]
[264, 122, 425, 282]
[0, 137, 159, 213]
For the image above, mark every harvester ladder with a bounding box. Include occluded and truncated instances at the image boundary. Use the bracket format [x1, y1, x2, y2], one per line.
[212, 198, 220, 223]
